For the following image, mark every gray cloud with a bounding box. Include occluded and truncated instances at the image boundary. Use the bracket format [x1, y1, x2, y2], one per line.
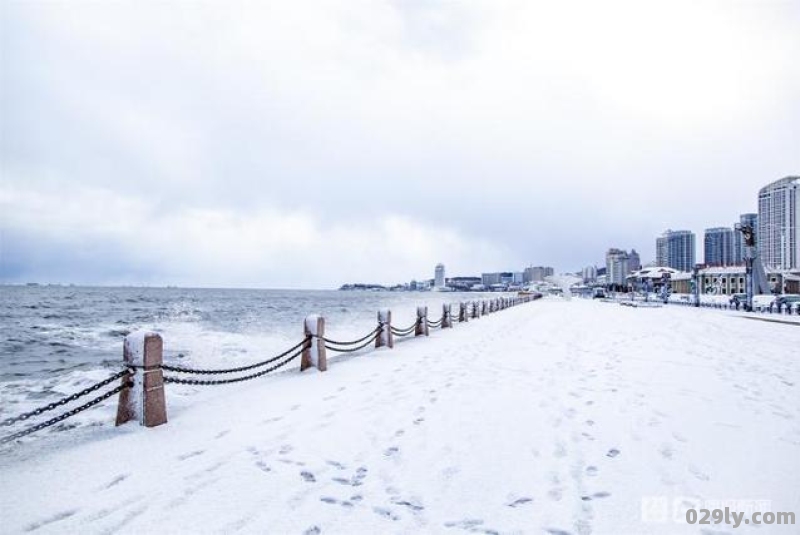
[2, 0, 799, 287]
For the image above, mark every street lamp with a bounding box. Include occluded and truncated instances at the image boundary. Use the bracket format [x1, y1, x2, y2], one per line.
[735, 223, 756, 312]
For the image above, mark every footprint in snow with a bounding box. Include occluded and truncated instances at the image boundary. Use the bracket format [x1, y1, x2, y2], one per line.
[177, 450, 205, 461]
[507, 497, 533, 508]
[103, 474, 129, 489]
[444, 519, 484, 529]
[581, 491, 611, 501]
[606, 448, 620, 458]
[300, 471, 316, 483]
[392, 497, 425, 512]
[373, 507, 400, 521]
[689, 465, 710, 481]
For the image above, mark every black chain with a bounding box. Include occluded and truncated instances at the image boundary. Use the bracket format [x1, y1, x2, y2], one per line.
[0, 382, 132, 445]
[426, 319, 443, 327]
[391, 329, 415, 338]
[163, 349, 303, 386]
[1, 369, 132, 427]
[324, 331, 381, 353]
[320, 326, 382, 347]
[161, 338, 310, 375]
[391, 322, 417, 335]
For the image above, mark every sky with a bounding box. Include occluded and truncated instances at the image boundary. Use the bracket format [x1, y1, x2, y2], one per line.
[1, 0, 799, 288]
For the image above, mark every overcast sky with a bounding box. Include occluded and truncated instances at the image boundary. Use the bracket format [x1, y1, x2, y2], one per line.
[2, 0, 799, 288]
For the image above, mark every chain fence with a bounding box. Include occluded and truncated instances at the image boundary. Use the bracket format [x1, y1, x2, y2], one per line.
[1, 374, 133, 445]
[4, 296, 537, 444]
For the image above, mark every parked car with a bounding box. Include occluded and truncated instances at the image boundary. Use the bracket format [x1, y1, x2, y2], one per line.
[592, 288, 607, 299]
[729, 293, 747, 307]
[773, 294, 800, 310]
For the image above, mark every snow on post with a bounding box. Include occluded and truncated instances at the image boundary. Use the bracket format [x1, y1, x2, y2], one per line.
[376, 309, 393, 349]
[415, 306, 429, 337]
[116, 332, 167, 428]
[302, 315, 327, 372]
[442, 304, 452, 329]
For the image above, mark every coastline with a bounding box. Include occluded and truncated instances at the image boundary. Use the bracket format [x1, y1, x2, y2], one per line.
[1, 298, 798, 534]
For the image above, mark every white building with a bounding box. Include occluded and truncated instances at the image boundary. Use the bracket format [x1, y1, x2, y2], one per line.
[605, 248, 629, 286]
[758, 176, 799, 270]
[656, 230, 696, 272]
[582, 265, 598, 283]
[434, 263, 446, 288]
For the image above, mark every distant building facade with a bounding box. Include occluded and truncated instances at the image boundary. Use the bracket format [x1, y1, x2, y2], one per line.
[605, 248, 630, 286]
[656, 235, 668, 267]
[434, 263, 445, 288]
[733, 213, 758, 265]
[524, 266, 554, 283]
[704, 227, 734, 267]
[657, 230, 696, 272]
[628, 250, 642, 271]
[582, 265, 598, 283]
[758, 176, 799, 269]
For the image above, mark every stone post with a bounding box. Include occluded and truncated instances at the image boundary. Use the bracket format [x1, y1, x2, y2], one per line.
[302, 315, 327, 372]
[376, 309, 393, 349]
[116, 332, 167, 428]
[415, 306, 429, 336]
[442, 304, 452, 329]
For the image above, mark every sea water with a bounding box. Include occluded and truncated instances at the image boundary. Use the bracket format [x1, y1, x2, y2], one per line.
[0, 286, 503, 434]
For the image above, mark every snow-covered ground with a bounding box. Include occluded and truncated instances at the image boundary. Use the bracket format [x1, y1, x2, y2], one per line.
[1, 298, 798, 534]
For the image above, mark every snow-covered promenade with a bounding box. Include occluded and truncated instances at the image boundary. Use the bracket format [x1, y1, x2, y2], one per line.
[1, 299, 798, 534]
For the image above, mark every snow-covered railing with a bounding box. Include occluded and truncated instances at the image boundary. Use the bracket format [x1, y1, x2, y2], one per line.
[0, 295, 539, 445]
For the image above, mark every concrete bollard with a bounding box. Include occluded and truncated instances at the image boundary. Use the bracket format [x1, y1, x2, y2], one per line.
[482, 300, 488, 315]
[442, 304, 452, 329]
[301, 315, 327, 372]
[459, 302, 468, 323]
[376, 309, 393, 349]
[116, 332, 167, 428]
[415, 306, 429, 336]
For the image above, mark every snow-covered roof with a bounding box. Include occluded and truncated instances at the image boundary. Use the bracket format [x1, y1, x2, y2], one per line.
[700, 266, 746, 275]
[627, 266, 680, 279]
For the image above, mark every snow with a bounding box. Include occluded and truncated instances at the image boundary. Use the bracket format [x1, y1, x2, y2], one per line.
[1, 299, 798, 534]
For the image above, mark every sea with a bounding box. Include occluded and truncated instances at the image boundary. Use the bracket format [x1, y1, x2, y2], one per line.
[0, 285, 503, 436]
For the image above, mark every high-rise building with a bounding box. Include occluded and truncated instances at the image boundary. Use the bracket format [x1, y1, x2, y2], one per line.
[628, 249, 641, 271]
[758, 176, 799, 270]
[657, 230, 696, 272]
[481, 272, 502, 286]
[704, 227, 734, 267]
[524, 266, 553, 282]
[582, 265, 598, 283]
[605, 248, 630, 285]
[434, 263, 445, 288]
[733, 213, 758, 265]
[656, 236, 668, 266]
